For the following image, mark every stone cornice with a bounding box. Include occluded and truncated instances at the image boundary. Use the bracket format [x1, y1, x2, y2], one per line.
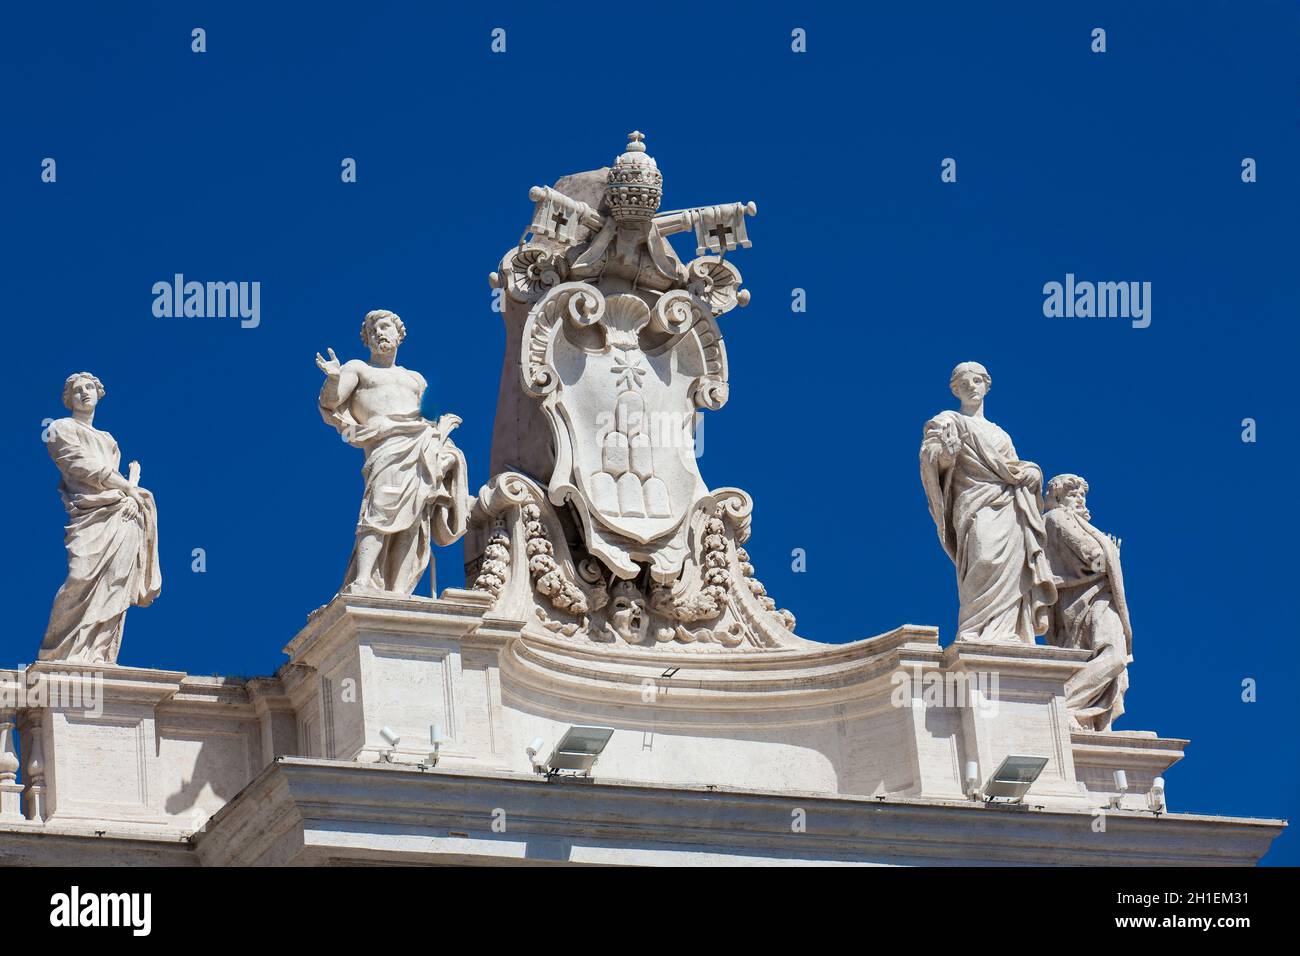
[284, 588, 494, 666]
[195, 759, 1286, 867]
[24, 662, 186, 708]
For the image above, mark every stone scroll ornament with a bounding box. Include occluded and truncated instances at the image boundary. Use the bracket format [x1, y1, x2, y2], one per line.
[317, 310, 470, 597]
[40, 373, 162, 665]
[472, 132, 799, 650]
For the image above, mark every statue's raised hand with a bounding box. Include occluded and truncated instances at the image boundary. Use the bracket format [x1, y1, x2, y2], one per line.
[315, 348, 342, 378]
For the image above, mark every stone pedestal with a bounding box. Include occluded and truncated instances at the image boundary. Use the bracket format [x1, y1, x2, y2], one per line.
[887, 639, 1182, 809]
[943, 640, 1092, 807]
[0, 782, 21, 823]
[1070, 729, 1185, 809]
[20, 663, 185, 829]
[283, 588, 504, 767]
[6, 663, 274, 833]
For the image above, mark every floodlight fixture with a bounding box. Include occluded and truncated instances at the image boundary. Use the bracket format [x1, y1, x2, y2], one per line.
[982, 755, 1049, 803]
[542, 725, 615, 776]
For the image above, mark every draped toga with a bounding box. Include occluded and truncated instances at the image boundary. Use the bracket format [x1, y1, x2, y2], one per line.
[920, 411, 1056, 643]
[319, 404, 469, 596]
[41, 418, 162, 664]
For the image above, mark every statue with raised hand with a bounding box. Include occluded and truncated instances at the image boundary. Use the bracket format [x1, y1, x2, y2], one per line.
[316, 310, 468, 597]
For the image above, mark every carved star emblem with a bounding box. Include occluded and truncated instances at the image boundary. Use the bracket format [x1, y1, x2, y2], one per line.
[612, 349, 647, 391]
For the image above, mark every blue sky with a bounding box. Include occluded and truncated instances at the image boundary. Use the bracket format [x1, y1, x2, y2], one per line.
[2, 2, 1296, 862]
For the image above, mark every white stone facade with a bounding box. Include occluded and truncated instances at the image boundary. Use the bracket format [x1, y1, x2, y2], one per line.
[0, 591, 1284, 865]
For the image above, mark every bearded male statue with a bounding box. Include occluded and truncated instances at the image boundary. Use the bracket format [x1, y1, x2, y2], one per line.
[316, 310, 469, 596]
[1042, 473, 1133, 731]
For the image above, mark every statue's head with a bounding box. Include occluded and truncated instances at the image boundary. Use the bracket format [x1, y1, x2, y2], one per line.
[949, 361, 991, 404]
[62, 372, 105, 412]
[605, 131, 662, 223]
[1046, 473, 1090, 518]
[609, 580, 649, 643]
[360, 309, 406, 355]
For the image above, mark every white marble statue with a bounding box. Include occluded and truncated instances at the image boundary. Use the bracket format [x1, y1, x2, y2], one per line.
[1043, 474, 1132, 731]
[920, 362, 1056, 643]
[40, 372, 162, 665]
[316, 310, 469, 596]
